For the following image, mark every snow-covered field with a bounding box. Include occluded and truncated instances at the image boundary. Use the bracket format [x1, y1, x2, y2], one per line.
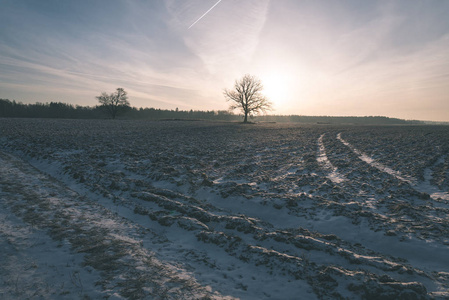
[1, 118, 448, 299]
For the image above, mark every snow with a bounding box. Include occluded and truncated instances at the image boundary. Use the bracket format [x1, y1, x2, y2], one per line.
[337, 131, 449, 203]
[316, 134, 347, 184]
[1, 119, 449, 299]
[416, 155, 449, 202]
[337, 132, 415, 184]
[0, 207, 104, 299]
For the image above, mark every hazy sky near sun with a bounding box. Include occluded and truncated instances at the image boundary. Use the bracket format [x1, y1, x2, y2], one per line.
[1, 0, 449, 121]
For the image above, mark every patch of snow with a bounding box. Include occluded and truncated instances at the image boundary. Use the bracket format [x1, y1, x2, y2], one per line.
[416, 155, 449, 202]
[337, 132, 449, 204]
[317, 134, 347, 184]
[337, 132, 415, 184]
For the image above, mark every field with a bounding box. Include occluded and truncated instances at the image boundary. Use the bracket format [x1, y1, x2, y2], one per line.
[1, 118, 448, 299]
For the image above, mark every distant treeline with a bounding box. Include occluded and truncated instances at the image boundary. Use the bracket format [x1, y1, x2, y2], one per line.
[0, 99, 236, 121]
[255, 115, 423, 125]
[0, 98, 423, 125]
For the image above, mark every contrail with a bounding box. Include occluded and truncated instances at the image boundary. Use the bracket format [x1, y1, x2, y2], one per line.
[188, 0, 222, 29]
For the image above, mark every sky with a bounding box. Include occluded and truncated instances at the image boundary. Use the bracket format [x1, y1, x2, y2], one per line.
[1, 0, 449, 122]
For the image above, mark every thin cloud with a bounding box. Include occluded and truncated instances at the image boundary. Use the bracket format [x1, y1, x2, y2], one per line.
[167, 0, 270, 74]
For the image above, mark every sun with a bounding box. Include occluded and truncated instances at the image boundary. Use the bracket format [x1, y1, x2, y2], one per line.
[260, 72, 289, 110]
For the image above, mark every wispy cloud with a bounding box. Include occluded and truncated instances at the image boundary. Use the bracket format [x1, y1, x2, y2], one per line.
[244, 1, 449, 121]
[166, 0, 270, 74]
[0, 1, 219, 109]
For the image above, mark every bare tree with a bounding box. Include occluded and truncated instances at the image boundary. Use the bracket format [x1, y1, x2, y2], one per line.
[96, 88, 130, 119]
[224, 74, 272, 123]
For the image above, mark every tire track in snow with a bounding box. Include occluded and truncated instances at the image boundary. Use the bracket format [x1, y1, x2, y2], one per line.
[415, 155, 449, 202]
[337, 132, 449, 202]
[337, 132, 415, 184]
[316, 134, 347, 184]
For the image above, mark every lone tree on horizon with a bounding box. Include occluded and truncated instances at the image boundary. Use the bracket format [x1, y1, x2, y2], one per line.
[96, 88, 130, 119]
[224, 74, 272, 123]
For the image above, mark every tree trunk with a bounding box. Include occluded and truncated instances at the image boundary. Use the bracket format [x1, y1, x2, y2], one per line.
[243, 112, 248, 123]
[111, 105, 117, 119]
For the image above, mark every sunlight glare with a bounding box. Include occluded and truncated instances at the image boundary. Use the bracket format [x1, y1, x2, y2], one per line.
[261, 72, 290, 110]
